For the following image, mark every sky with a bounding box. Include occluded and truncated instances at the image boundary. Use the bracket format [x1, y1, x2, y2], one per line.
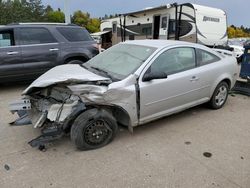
[42, 0, 249, 27]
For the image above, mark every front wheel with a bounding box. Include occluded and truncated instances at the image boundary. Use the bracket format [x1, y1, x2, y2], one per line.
[70, 108, 118, 150]
[209, 81, 229, 109]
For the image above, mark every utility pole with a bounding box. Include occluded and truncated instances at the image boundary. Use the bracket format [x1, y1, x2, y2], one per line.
[64, 0, 71, 23]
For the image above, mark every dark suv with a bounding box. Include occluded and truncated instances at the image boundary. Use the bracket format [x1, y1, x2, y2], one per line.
[0, 23, 99, 83]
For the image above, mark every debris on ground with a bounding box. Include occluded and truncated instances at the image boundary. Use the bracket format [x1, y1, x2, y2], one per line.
[185, 141, 192, 145]
[203, 152, 212, 158]
[4, 164, 10, 171]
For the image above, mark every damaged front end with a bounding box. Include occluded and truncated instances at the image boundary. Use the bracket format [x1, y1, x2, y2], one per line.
[9, 64, 138, 150]
[10, 86, 86, 149]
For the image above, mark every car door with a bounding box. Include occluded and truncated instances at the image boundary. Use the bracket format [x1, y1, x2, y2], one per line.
[0, 28, 22, 80]
[18, 27, 60, 76]
[139, 47, 205, 123]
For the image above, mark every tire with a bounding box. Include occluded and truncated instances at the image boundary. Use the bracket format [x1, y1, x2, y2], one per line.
[209, 81, 229, 109]
[67, 60, 85, 64]
[70, 108, 118, 150]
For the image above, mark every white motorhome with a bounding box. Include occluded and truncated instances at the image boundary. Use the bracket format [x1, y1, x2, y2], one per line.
[100, 3, 228, 48]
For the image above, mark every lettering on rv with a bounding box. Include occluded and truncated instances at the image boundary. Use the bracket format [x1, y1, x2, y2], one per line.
[203, 16, 220, 23]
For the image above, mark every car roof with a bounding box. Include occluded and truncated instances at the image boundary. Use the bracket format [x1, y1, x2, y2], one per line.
[123, 39, 201, 49]
[123, 39, 224, 58]
[0, 23, 83, 30]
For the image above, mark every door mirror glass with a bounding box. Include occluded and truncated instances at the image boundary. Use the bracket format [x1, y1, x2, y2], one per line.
[143, 71, 168, 82]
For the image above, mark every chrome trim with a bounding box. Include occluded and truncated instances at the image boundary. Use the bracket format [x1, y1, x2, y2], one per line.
[19, 43, 59, 47]
[14, 22, 71, 25]
[0, 43, 59, 49]
[49, 48, 59, 52]
[7, 51, 19, 55]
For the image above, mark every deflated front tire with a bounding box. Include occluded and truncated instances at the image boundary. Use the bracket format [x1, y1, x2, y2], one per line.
[70, 108, 118, 150]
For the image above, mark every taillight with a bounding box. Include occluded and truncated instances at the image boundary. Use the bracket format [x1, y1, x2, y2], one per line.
[92, 43, 99, 49]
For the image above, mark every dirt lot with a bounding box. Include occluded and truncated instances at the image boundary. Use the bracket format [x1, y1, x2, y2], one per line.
[0, 83, 250, 188]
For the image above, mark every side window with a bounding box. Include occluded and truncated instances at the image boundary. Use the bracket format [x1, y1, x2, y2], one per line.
[112, 22, 117, 33]
[149, 47, 196, 75]
[0, 30, 15, 47]
[19, 28, 57, 45]
[161, 16, 168, 29]
[57, 27, 93, 42]
[168, 20, 176, 35]
[196, 48, 220, 66]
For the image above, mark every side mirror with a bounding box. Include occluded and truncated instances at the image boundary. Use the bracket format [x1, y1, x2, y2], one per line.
[142, 71, 168, 82]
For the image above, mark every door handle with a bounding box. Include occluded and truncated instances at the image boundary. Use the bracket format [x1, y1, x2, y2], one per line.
[7, 51, 19, 55]
[49, 48, 59, 52]
[190, 76, 199, 82]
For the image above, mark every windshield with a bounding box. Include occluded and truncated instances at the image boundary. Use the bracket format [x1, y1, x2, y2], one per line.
[84, 43, 156, 80]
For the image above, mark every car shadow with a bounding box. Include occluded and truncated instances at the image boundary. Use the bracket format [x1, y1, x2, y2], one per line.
[33, 104, 211, 152]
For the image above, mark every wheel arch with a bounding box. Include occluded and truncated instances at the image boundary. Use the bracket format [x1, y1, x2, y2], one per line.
[84, 104, 133, 132]
[210, 75, 232, 98]
[96, 105, 131, 126]
[64, 55, 89, 64]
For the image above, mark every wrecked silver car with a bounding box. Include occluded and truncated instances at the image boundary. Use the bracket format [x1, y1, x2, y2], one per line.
[10, 40, 239, 150]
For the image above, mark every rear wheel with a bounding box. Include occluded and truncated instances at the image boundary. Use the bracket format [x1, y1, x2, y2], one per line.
[209, 81, 229, 109]
[70, 108, 118, 150]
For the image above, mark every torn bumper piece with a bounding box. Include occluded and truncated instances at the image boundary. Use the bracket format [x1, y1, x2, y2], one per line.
[9, 99, 32, 126]
[9, 97, 86, 149]
[28, 124, 63, 149]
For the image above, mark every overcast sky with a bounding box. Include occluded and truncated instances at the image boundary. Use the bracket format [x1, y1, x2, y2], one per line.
[42, 0, 249, 27]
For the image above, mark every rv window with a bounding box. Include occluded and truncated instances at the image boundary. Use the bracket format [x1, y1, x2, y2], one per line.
[196, 49, 220, 66]
[142, 27, 152, 37]
[161, 17, 168, 29]
[168, 20, 176, 35]
[179, 21, 193, 36]
[168, 20, 193, 37]
[112, 23, 117, 33]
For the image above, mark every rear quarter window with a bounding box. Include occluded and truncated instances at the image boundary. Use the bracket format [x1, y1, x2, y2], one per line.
[196, 48, 221, 66]
[57, 27, 93, 42]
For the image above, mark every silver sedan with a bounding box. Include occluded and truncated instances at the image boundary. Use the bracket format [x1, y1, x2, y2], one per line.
[10, 40, 239, 150]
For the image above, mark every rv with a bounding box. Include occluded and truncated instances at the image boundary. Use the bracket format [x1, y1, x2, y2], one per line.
[99, 3, 228, 48]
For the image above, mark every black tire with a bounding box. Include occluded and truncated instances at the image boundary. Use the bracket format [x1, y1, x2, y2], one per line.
[209, 81, 229, 109]
[67, 60, 85, 64]
[70, 108, 118, 150]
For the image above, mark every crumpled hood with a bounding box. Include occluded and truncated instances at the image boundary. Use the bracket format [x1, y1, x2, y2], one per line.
[23, 64, 110, 95]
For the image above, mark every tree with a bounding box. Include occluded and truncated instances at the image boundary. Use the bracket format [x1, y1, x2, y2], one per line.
[227, 25, 250, 38]
[71, 10, 90, 27]
[47, 11, 65, 23]
[86, 18, 100, 33]
[227, 26, 236, 38]
[45, 5, 53, 14]
[0, 0, 46, 24]
[27, 0, 45, 22]
[71, 10, 100, 33]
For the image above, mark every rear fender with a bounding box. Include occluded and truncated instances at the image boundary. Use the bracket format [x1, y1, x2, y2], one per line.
[209, 73, 233, 98]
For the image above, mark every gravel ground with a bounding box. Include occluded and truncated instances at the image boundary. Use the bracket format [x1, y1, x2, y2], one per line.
[0, 83, 250, 188]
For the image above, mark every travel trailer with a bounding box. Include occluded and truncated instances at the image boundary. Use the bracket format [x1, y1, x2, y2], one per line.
[99, 3, 228, 48]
